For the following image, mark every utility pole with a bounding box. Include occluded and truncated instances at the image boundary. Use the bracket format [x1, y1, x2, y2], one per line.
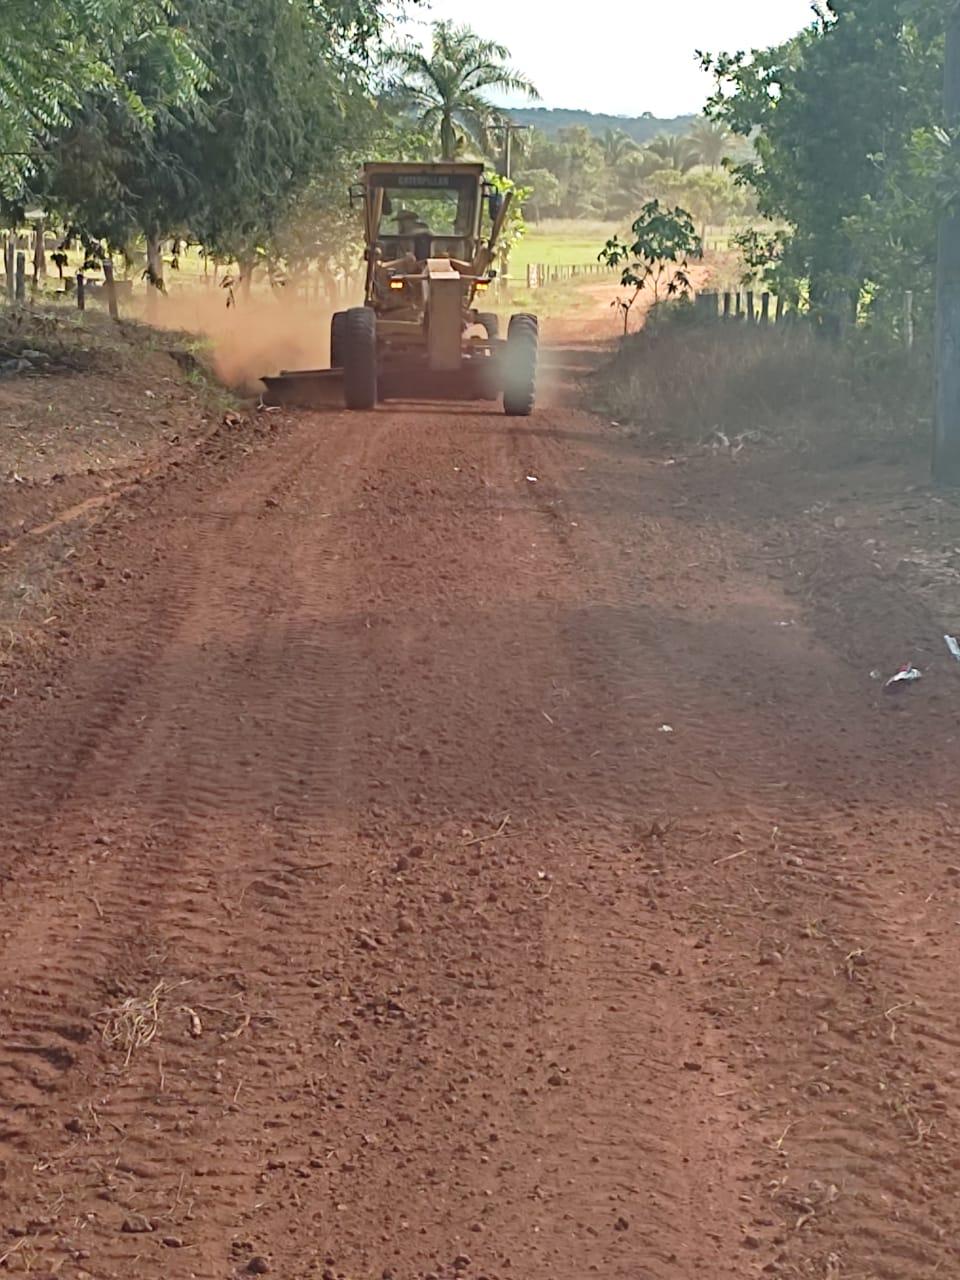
[934, 2, 960, 482]
[494, 122, 530, 182]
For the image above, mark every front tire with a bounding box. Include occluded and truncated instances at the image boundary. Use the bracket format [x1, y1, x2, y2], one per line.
[343, 307, 378, 410]
[503, 313, 538, 417]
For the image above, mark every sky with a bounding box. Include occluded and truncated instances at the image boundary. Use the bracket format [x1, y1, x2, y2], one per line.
[400, 0, 817, 118]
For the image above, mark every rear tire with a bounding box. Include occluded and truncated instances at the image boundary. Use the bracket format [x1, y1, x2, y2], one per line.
[343, 307, 378, 410]
[503, 313, 538, 417]
[476, 311, 499, 340]
[330, 310, 347, 369]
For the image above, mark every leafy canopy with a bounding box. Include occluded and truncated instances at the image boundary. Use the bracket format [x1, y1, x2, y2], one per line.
[0, 0, 205, 193]
[700, 0, 948, 323]
[21, 0, 401, 272]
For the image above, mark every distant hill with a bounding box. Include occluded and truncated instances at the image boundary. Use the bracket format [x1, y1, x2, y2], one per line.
[503, 107, 699, 143]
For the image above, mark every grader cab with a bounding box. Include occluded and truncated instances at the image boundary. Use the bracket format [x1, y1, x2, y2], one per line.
[261, 162, 539, 415]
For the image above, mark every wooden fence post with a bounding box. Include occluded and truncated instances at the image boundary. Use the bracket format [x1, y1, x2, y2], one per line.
[695, 291, 718, 322]
[775, 296, 785, 324]
[746, 291, 756, 323]
[735, 292, 743, 320]
[103, 260, 120, 320]
[15, 252, 25, 303]
[722, 292, 732, 319]
[760, 293, 770, 325]
[5, 238, 15, 300]
[904, 290, 915, 351]
[76, 272, 86, 312]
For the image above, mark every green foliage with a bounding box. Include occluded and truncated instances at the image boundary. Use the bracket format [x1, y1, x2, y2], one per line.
[19, 0, 400, 276]
[275, 115, 434, 287]
[599, 199, 703, 331]
[519, 126, 606, 219]
[0, 0, 206, 194]
[488, 173, 531, 272]
[644, 134, 699, 175]
[385, 22, 538, 161]
[679, 169, 748, 233]
[687, 119, 733, 169]
[701, 0, 948, 330]
[732, 227, 793, 296]
[520, 168, 561, 222]
[514, 114, 741, 225]
[601, 128, 638, 168]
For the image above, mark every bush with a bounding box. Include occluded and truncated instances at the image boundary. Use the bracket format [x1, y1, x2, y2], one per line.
[592, 317, 931, 455]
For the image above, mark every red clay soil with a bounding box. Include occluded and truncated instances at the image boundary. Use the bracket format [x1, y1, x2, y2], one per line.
[2, 345, 960, 1280]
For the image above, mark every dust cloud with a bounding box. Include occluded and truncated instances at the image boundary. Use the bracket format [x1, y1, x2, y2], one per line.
[143, 285, 355, 394]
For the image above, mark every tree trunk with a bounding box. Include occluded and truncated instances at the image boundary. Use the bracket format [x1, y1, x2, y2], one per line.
[33, 218, 46, 281]
[238, 256, 256, 299]
[440, 111, 456, 161]
[145, 233, 164, 292]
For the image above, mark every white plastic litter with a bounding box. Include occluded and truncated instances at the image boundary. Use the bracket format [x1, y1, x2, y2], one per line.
[884, 664, 922, 690]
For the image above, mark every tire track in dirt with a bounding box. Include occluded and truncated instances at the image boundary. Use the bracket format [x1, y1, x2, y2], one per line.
[0, 412, 375, 1275]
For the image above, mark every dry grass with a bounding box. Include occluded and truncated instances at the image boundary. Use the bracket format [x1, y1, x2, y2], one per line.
[0, 298, 215, 380]
[99, 981, 169, 1065]
[591, 314, 931, 456]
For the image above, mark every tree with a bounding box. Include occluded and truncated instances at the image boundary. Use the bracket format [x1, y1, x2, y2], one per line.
[603, 148, 680, 219]
[521, 168, 561, 222]
[643, 134, 699, 175]
[675, 169, 746, 238]
[601, 128, 638, 168]
[551, 125, 606, 218]
[23, 0, 390, 289]
[701, 0, 946, 326]
[686, 118, 732, 168]
[385, 21, 538, 161]
[599, 199, 702, 332]
[0, 0, 205, 195]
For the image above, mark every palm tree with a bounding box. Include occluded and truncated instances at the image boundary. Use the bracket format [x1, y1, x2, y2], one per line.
[687, 118, 733, 169]
[601, 127, 638, 169]
[643, 134, 699, 175]
[385, 22, 538, 161]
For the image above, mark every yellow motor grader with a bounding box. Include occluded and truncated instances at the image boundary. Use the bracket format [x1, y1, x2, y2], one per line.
[261, 162, 539, 415]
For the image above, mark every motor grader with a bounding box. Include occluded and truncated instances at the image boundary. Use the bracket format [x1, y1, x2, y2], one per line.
[261, 162, 539, 415]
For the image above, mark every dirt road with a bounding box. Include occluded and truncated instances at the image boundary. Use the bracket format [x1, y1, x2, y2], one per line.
[3, 345, 960, 1280]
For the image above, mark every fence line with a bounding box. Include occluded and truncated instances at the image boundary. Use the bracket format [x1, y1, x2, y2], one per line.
[524, 261, 619, 289]
[695, 289, 921, 352]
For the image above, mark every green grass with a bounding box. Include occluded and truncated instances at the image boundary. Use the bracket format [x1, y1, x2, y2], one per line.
[508, 219, 746, 279]
[510, 220, 621, 274]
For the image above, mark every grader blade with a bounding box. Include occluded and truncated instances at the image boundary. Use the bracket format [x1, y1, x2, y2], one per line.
[260, 368, 344, 408]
